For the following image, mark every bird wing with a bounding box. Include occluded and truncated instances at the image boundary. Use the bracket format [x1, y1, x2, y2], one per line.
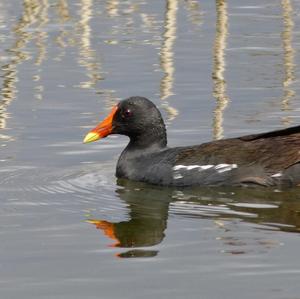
[175, 125, 300, 174]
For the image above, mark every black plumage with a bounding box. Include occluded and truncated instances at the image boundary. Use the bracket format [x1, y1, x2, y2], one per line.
[84, 96, 300, 187]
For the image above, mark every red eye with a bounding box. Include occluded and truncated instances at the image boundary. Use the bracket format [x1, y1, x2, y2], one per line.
[123, 109, 133, 118]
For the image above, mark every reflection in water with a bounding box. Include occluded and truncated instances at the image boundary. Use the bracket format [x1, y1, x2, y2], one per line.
[0, 0, 48, 134]
[183, 0, 203, 27]
[76, 0, 115, 107]
[88, 179, 300, 258]
[77, 0, 103, 89]
[171, 187, 300, 234]
[106, 0, 119, 18]
[160, 0, 179, 121]
[0, 2, 9, 135]
[34, 0, 49, 66]
[280, 0, 296, 126]
[57, 0, 70, 22]
[212, 0, 229, 140]
[140, 13, 159, 35]
[33, 0, 49, 101]
[54, 0, 71, 57]
[0, 63, 13, 133]
[88, 180, 170, 258]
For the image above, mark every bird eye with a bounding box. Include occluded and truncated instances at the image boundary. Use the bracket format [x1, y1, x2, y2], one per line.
[123, 108, 133, 118]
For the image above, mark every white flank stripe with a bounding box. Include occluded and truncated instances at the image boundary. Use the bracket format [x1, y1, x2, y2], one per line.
[173, 164, 237, 174]
[173, 164, 214, 171]
[271, 172, 282, 178]
[215, 164, 237, 173]
[199, 165, 214, 170]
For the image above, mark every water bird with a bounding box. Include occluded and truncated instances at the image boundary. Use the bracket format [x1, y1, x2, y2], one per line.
[84, 96, 300, 187]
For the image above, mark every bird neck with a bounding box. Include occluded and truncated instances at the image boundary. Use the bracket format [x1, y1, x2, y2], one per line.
[116, 128, 167, 179]
[127, 125, 167, 151]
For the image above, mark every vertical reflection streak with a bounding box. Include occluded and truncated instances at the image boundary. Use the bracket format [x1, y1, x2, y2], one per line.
[280, 0, 296, 126]
[160, 0, 179, 121]
[106, 0, 119, 17]
[0, 2, 8, 133]
[0, 0, 40, 132]
[33, 0, 49, 101]
[77, 0, 103, 89]
[57, 0, 70, 22]
[77, 0, 116, 108]
[183, 0, 203, 26]
[35, 0, 49, 66]
[54, 0, 71, 60]
[212, 0, 229, 140]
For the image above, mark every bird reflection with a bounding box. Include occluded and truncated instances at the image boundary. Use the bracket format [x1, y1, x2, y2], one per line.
[212, 0, 229, 140]
[88, 180, 300, 258]
[88, 180, 171, 258]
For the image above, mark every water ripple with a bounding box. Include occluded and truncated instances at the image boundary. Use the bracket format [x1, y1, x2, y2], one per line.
[169, 201, 257, 219]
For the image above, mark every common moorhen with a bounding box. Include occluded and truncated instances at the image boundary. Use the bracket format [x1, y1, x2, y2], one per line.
[83, 96, 300, 187]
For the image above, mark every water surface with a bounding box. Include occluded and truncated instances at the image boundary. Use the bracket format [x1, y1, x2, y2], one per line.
[1, 1, 300, 298]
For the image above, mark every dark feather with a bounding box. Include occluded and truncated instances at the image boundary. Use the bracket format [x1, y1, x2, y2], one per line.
[175, 125, 300, 174]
